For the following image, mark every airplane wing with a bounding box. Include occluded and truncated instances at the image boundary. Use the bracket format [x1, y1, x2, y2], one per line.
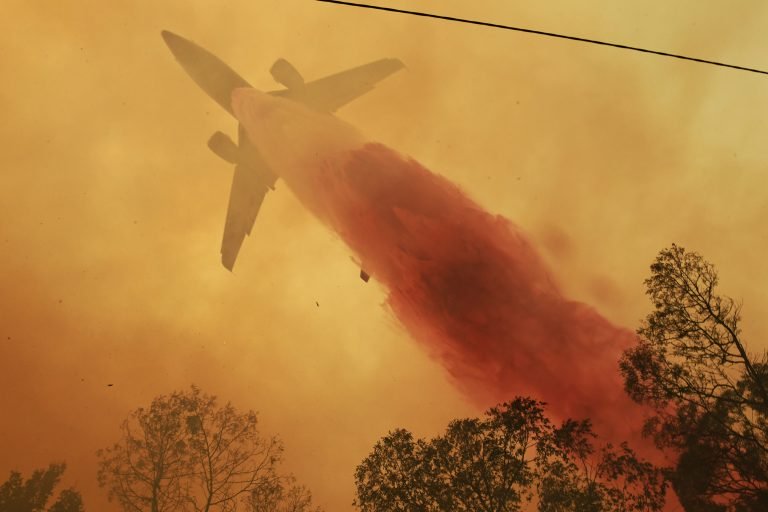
[220, 128, 277, 271]
[273, 58, 405, 113]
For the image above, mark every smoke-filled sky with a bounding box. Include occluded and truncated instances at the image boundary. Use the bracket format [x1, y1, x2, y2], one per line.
[2, 1, 768, 511]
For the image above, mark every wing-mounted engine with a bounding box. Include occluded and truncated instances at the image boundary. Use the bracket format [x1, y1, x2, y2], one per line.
[270, 58, 305, 90]
[208, 131, 239, 164]
[208, 130, 277, 191]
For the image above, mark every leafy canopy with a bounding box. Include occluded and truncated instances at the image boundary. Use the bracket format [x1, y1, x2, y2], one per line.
[620, 244, 768, 511]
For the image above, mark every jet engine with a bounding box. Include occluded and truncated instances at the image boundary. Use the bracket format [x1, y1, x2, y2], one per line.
[270, 58, 305, 90]
[208, 131, 239, 164]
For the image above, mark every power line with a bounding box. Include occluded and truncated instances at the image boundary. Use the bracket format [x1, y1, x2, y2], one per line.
[316, 0, 768, 76]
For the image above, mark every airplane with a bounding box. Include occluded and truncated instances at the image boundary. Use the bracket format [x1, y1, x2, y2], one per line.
[161, 31, 404, 275]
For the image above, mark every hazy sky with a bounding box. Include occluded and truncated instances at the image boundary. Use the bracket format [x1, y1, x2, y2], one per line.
[2, 1, 768, 510]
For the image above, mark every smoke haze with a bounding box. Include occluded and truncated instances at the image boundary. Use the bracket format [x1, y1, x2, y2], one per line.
[2, 1, 768, 510]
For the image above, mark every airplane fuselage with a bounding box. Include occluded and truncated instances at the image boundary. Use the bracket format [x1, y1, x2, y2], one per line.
[231, 88, 364, 210]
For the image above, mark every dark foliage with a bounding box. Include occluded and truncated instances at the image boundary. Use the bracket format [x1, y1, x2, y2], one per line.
[0, 463, 84, 512]
[97, 386, 320, 512]
[354, 398, 665, 512]
[620, 244, 768, 510]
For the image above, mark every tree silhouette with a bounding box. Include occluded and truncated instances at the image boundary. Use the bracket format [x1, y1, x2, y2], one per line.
[97, 386, 321, 512]
[620, 244, 768, 511]
[183, 387, 281, 512]
[537, 419, 665, 512]
[97, 390, 191, 512]
[246, 475, 322, 512]
[0, 463, 84, 512]
[354, 398, 665, 512]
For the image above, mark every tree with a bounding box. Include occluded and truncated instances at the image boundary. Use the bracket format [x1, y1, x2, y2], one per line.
[97, 390, 191, 512]
[620, 244, 768, 511]
[0, 463, 84, 512]
[247, 475, 322, 512]
[425, 399, 546, 512]
[354, 398, 665, 512]
[183, 387, 282, 512]
[537, 419, 666, 512]
[98, 386, 321, 512]
[354, 428, 436, 512]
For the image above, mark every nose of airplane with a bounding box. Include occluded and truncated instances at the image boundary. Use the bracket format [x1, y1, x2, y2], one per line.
[160, 30, 251, 115]
[161, 30, 211, 69]
[160, 30, 188, 57]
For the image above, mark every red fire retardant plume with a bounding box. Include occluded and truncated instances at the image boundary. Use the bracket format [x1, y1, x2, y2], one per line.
[231, 87, 659, 461]
[308, 142, 652, 455]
